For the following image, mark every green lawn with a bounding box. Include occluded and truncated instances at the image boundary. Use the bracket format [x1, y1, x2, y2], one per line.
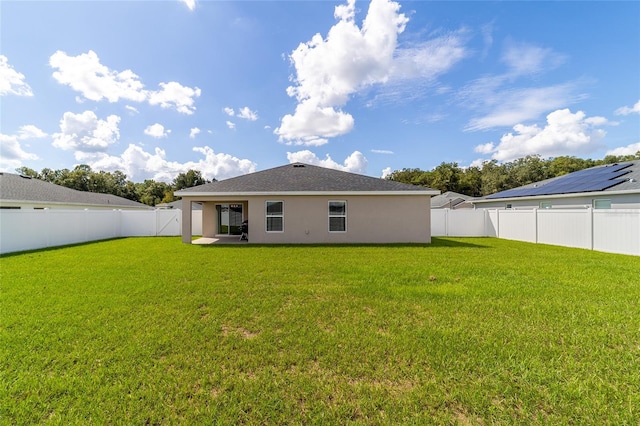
[1, 237, 639, 424]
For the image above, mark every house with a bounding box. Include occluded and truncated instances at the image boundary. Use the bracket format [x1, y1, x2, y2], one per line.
[472, 161, 640, 210]
[430, 191, 474, 209]
[0, 172, 151, 210]
[174, 163, 439, 244]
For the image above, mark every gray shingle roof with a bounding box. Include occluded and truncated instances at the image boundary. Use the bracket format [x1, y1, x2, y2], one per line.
[175, 163, 438, 195]
[431, 191, 473, 208]
[477, 161, 640, 201]
[0, 172, 151, 209]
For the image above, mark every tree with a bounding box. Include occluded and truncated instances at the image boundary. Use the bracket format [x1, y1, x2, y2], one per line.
[458, 166, 482, 197]
[386, 168, 433, 187]
[173, 170, 210, 191]
[429, 162, 461, 193]
[135, 180, 172, 206]
[14, 167, 39, 178]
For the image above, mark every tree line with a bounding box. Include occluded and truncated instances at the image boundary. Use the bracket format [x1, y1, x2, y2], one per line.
[14, 152, 639, 205]
[14, 165, 211, 206]
[385, 153, 640, 197]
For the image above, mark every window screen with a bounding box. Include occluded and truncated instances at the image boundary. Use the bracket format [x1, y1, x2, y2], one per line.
[329, 201, 346, 232]
[266, 201, 284, 232]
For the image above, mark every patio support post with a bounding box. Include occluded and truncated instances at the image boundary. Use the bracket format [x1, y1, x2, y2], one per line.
[202, 202, 217, 237]
[181, 199, 192, 243]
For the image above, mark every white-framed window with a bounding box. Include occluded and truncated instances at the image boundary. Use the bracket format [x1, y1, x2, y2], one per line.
[328, 200, 347, 232]
[265, 201, 284, 232]
[593, 199, 611, 209]
[540, 202, 552, 209]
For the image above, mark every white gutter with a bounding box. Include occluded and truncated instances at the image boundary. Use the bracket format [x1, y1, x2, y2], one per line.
[174, 190, 440, 197]
[473, 188, 640, 204]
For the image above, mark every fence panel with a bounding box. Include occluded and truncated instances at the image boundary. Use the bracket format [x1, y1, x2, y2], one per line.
[156, 209, 182, 236]
[431, 210, 447, 236]
[0, 210, 51, 253]
[593, 210, 640, 256]
[447, 210, 487, 237]
[497, 210, 537, 243]
[485, 210, 498, 237]
[537, 209, 592, 250]
[192, 210, 203, 235]
[119, 211, 156, 236]
[46, 210, 86, 247]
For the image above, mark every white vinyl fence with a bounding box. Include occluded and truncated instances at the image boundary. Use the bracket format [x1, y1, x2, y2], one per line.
[1, 208, 637, 256]
[432, 208, 639, 256]
[0, 209, 202, 254]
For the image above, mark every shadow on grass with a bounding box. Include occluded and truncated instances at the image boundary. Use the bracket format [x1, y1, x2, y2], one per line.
[0, 237, 127, 258]
[195, 237, 491, 250]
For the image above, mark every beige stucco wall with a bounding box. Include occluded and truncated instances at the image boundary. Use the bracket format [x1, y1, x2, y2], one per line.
[183, 194, 432, 244]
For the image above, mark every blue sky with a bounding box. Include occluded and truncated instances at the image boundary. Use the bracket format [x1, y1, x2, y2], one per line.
[1, 0, 639, 182]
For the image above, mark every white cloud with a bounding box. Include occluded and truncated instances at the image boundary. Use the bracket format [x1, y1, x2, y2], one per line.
[226, 121, 236, 130]
[463, 83, 585, 131]
[17, 125, 47, 140]
[390, 32, 468, 81]
[52, 111, 121, 153]
[50, 50, 146, 103]
[501, 40, 565, 77]
[606, 142, 640, 156]
[459, 39, 583, 131]
[286, 149, 368, 174]
[144, 123, 170, 138]
[277, 100, 350, 146]
[0, 56, 33, 96]
[49, 50, 200, 114]
[474, 142, 495, 155]
[276, 0, 410, 146]
[147, 81, 201, 115]
[180, 0, 196, 11]
[276, 0, 470, 146]
[237, 107, 258, 121]
[474, 108, 608, 162]
[615, 100, 640, 116]
[371, 149, 393, 154]
[0, 134, 39, 170]
[225, 106, 258, 121]
[381, 166, 392, 178]
[125, 105, 139, 114]
[190, 127, 201, 138]
[80, 144, 256, 183]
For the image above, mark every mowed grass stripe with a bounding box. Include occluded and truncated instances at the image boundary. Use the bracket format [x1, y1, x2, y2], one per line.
[1, 237, 638, 424]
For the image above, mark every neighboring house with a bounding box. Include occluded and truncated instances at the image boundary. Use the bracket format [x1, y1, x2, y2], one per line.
[430, 191, 474, 209]
[0, 172, 152, 210]
[473, 161, 640, 210]
[156, 200, 202, 210]
[175, 162, 439, 244]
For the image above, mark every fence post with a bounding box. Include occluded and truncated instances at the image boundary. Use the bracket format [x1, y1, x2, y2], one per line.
[534, 208, 539, 244]
[445, 208, 449, 237]
[588, 207, 594, 251]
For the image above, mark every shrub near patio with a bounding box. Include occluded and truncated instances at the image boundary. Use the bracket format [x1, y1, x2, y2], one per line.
[1, 237, 639, 424]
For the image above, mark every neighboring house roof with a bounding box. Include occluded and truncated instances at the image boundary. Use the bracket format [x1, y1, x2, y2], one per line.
[156, 200, 202, 210]
[175, 163, 439, 196]
[475, 161, 640, 203]
[430, 191, 473, 208]
[0, 172, 152, 209]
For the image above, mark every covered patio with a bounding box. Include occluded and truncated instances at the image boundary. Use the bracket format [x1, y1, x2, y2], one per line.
[181, 199, 249, 243]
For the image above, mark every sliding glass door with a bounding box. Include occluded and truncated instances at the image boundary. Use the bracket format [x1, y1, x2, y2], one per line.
[216, 204, 243, 235]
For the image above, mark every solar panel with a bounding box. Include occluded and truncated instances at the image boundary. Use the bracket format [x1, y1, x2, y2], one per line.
[486, 163, 633, 199]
